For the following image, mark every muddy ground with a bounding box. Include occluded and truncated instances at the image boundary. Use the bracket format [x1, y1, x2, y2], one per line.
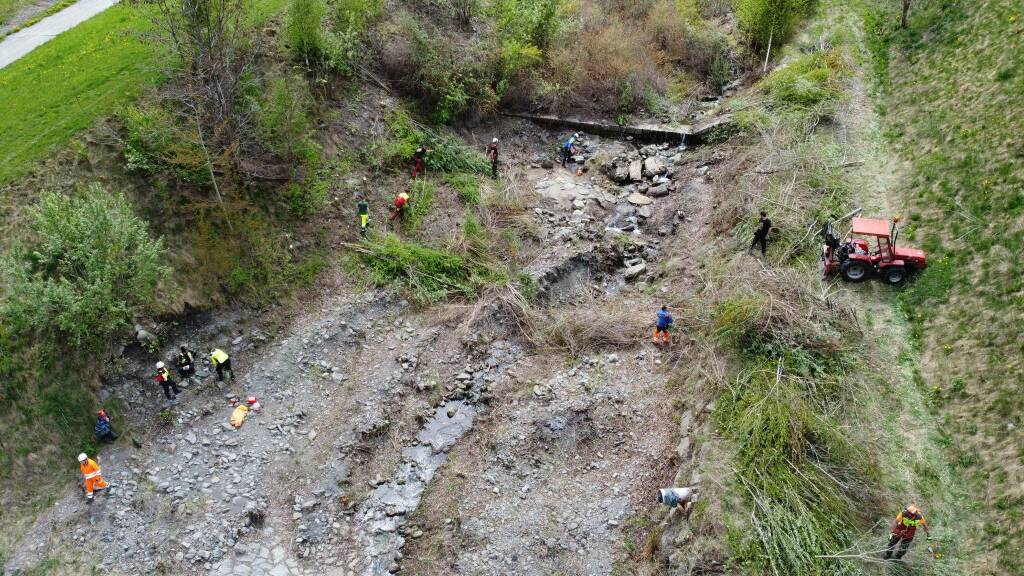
[3, 110, 732, 576]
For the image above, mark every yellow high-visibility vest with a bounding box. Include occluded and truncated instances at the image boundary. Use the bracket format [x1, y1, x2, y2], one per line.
[211, 349, 229, 365]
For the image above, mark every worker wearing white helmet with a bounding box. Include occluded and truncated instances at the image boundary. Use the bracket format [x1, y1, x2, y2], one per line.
[486, 137, 500, 179]
[561, 133, 580, 168]
[155, 361, 180, 400]
[78, 452, 109, 503]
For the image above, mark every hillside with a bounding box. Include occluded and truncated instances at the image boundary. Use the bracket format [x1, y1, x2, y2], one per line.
[0, 0, 1013, 574]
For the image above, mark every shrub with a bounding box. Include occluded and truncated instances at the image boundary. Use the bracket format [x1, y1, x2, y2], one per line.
[285, 0, 327, 62]
[761, 49, 845, 107]
[646, 0, 728, 77]
[358, 234, 494, 304]
[734, 0, 815, 51]
[251, 73, 320, 166]
[119, 103, 211, 186]
[378, 110, 490, 174]
[376, 13, 498, 123]
[546, 17, 664, 112]
[443, 173, 482, 205]
[1, 187, 169, 351]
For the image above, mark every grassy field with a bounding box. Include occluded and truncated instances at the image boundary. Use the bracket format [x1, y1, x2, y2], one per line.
[0, 5, 162, 184]
[0, 0, 289, 186]
[864, 0, 1024, 573]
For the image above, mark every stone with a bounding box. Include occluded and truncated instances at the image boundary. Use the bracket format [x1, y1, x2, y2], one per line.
[648, 184, 670, 198]
[623, 262, 647, 280]
[628, 159, 643, 182]
[637, 206, 653, 219]
[626, 193, 653, 206]
[644, 156, 667, 176]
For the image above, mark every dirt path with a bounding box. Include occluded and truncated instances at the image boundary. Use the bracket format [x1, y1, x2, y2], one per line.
[0, 0, 117, 69]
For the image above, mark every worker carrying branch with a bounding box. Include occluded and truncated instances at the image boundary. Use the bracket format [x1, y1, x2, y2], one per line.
[653, 305, 673, 345]
[390, 191, 410, 221]
[209, 347, 234, 382]
[77, 453, 109, 504]
[884, 504, 931, 560]
[411, 145, 430, 179]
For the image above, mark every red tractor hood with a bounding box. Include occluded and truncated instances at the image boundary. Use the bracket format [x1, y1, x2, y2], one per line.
[895, 246, 926, 264]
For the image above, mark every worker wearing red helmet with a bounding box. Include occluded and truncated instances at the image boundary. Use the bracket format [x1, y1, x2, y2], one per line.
[884, 504, 931, 560]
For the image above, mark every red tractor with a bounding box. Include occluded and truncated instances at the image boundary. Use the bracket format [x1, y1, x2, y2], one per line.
[820, 216, 926, 285]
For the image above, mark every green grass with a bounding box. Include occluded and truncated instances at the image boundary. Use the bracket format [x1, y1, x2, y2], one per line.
[358, 234, 499, 304]
[0, 5, 163, 185]
[862, 0, 1024, 571]
[0, 0, 290, 186]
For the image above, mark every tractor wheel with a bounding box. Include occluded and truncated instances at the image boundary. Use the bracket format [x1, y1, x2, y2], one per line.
[840, 260, 870, 282]
[882, 267, 907, 286]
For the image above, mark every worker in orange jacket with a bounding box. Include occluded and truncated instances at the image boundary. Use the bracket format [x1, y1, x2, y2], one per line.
[77, 453, 109, 504]
[884, 504, 931, 560]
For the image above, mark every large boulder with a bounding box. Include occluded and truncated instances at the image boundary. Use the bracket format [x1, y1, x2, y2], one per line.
[648, 183, 670, 198]
[629, 159, 643, 182]
[627, 193, 653, 206]
[644, 156, 668, 177]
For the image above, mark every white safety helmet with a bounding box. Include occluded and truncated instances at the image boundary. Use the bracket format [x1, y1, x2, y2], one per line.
[77, 453, 87, 462]
[573, 132, 580, 139]
[492, 137, 498, 143]
[156, 361, 165, 369]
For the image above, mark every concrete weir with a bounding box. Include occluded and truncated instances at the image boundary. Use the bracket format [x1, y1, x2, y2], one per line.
[503, 112, 734, 145]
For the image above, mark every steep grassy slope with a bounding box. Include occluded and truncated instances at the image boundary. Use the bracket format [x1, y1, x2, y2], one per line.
[866, 1, 1024, 572]
[668, 2, 975, 574]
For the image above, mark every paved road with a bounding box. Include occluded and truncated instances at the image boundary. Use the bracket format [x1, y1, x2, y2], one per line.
[0, 0, 119, 70]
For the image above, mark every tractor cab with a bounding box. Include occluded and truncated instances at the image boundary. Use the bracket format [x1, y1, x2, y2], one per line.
[820, 216, 927, 285]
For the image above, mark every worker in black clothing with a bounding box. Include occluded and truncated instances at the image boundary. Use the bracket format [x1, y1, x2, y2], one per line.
[176, 346, 197, 379]
[748, 210, 772, 256]
[411, 145, 428, 179]
[486, 138, 499, 179]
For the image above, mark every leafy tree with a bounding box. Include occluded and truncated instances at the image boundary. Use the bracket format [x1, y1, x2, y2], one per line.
[1, 187, 169, 351]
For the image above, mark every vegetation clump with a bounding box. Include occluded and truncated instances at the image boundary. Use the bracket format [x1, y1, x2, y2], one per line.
[358, 234, 498, 304]
[1, 187, 169, 350]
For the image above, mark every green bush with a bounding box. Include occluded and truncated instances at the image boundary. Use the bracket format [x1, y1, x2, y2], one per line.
[359, 234, 495, 304]
[285, 0, 327, 62]
[404, 178, 436, 233]
[250, 73, 321, 166]
[734, 0, 814, 51]
[442, 172, 482, 205]
[1, 187, 169, 351]
[379, 110, 490, 174]
[119, 103, 211, 186]
[762, 49, 845, 107]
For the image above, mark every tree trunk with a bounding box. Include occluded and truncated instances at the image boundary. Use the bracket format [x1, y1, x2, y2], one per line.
[901, 0, 912, 28]
[763, 28, 773, 74]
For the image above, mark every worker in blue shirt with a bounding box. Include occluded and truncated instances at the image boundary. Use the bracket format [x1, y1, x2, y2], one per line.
[654, 305, 673, 345]
[561, 133, 579, 167]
